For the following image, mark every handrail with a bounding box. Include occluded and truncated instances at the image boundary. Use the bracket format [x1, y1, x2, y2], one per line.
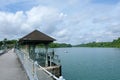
[14, 49, 65, 80]
[36, 62, 59, 80]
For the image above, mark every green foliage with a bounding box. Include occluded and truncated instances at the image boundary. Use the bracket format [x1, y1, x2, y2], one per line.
[2, 37, 120, 48]
[0, 38, 72, 48]
[0, 39, 17, 49]
[27, 43, 72, 48]
[76, 37, 120, 48]
[49, 43, 72, 48]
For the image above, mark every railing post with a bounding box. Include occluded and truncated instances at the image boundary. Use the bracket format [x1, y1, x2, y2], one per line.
[32, 61, 35, 78]
[33, 61, 38, 80]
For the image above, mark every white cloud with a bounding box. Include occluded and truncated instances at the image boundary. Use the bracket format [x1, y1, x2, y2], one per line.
[0, 0, 120, 44]
[0, 5, 66, 41]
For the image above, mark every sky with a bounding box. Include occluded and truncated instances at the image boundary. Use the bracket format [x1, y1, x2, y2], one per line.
[0, 0, 120, 44]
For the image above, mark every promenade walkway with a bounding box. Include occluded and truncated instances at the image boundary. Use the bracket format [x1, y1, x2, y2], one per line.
[0, 49, 28, 80]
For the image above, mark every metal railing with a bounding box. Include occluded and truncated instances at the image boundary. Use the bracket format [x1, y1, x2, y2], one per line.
[35, 49, 61, 66]
[14, 49, 65, 80]
[0, 47, 8, 55]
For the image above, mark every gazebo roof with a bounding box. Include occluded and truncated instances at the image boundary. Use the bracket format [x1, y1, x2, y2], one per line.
[19, 30, 56, 44]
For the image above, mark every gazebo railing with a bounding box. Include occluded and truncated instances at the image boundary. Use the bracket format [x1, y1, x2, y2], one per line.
[35, 48, 61, 66]
[14, 48, 65, 80]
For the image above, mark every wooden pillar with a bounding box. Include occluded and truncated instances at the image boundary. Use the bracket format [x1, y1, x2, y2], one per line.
[50, 55, 52, 66]
[45, 44, 48, 67]
[28, 45, 31, 58]
[32, 44, 36, 58]
[25, 45, 29, 57]
[28, 44, 36, 61]
[30, 44, 36, 78]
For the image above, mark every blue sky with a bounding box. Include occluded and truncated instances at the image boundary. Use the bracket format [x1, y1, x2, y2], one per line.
[0, 0, 120, 44]
[92, 0, 120, 4]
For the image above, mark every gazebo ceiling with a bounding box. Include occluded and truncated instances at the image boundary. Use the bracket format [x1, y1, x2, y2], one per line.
[19, 30, 56, 45]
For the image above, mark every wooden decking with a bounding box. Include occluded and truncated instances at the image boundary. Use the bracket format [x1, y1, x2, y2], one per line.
[0, 49, 28, 80]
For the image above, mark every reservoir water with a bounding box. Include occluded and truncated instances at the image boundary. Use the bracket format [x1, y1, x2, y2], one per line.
[54, 47, 120, 80]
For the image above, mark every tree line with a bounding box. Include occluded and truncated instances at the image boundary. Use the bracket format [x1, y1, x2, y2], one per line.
[75, 37, 120, 48]
[49, 43, 72, 48]
[0, 39, 17, 49]
[2, 37, 120, 48]
[0, 39, 72, 48]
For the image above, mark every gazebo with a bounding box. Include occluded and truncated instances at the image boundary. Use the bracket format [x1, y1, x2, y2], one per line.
[19, 29, 55, 67]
